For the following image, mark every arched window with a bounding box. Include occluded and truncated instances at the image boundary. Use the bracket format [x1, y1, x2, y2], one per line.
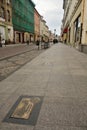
[1, 7, 5, 18]
[7, 10, 10, 22]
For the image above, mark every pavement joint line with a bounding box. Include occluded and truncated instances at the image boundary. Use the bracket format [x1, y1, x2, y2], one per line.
[0, 48, 35, 61]
[0, 42, 52, 61]
[0, 50, 44, 81]
[0, 59, 30, 81]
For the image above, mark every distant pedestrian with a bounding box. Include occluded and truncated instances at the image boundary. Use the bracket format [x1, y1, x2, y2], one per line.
[36, 40, 40, 50]
[27, 40, 29, 45]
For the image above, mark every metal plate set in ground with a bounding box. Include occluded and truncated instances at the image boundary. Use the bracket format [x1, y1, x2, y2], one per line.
[3, 96, 43, 125]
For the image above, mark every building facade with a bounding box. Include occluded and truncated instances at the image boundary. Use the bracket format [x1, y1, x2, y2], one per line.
[12, 0, 35, 43]
[44, 25, 49, 42]
[34, 8, 40, 42]
[49, 30, 54, 42]
[62, 0, 87, 53]
[40, 16, 49, 42]
[0, 0, 13, 44]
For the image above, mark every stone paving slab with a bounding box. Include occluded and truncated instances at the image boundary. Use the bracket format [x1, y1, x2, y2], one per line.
[0, 47, 45, 81]
[0, 43, 36, 59]
[0, 123, 34, 130]
[36, 97, 87, 127]
[0, 43, 87, 130]
[35, 125, 87, 130]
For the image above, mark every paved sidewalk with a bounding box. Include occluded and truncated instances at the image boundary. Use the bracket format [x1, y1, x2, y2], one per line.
[0, 43, 37, 60]
[0, 43, 87, 130]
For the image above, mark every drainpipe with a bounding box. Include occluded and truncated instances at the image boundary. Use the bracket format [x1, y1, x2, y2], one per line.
[80, 23, 83, 44]
[81, 0, 85, 43]
[82, 0, 85, 23]
[80, 0, 85, 51]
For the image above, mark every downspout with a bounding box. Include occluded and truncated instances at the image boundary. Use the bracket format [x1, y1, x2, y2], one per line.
[82, 0, 85, 23]
[80, 0, 85, 51]
[80, 0, 85, 44]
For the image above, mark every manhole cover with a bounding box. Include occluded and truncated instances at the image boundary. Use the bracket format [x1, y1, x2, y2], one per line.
[3, 96, 43, 125]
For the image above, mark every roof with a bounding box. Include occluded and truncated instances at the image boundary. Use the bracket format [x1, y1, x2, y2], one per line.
[29, 0, 35, 7]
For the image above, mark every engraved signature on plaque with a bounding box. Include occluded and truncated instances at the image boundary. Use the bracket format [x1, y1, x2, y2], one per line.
[11, 97, 40, 119]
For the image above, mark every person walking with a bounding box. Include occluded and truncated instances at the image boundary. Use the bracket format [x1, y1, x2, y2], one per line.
[27, 40, 29, 45]
[36, 40, 40, 50]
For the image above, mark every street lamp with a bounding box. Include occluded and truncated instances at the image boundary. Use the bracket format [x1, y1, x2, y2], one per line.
[54, 29, 56, 38]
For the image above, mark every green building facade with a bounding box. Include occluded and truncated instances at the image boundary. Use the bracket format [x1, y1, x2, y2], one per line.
[12, 0, 35, 43]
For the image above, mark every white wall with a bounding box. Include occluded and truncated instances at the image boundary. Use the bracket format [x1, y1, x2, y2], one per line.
[0, 26, 5, 43]
[7, 25, 13, 42]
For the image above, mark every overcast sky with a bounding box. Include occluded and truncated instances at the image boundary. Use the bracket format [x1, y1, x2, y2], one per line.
[33, 0, 64, 35]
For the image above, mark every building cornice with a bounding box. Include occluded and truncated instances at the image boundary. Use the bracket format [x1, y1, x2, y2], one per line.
[69, 0, 82, 23]
[63, 0, 82, 28]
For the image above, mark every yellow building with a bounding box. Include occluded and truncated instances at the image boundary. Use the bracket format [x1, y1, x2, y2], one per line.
[62, 0, 87, 53]
[34, 8, 40, 42]
[40, 16, 49, 42]
[0, 0, 13, 44]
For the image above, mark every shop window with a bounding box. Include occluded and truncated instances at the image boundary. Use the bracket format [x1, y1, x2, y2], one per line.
[8, 28, 11, 40]
[74, 15, 81, 43]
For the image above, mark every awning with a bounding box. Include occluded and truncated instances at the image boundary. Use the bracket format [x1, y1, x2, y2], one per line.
[63, 28, 68, 33]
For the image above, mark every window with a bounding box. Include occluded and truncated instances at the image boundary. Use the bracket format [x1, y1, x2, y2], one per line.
[7, 10, 10, 22]
[74, 15, 81, 42]
[8, 28, 11, 39]
[1, 7, 5, 18]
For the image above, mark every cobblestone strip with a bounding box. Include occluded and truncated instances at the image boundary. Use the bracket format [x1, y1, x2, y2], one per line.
[0, 49, 45, 81]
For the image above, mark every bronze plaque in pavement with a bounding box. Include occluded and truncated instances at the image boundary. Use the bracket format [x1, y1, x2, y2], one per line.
[11, 97, 40, 119]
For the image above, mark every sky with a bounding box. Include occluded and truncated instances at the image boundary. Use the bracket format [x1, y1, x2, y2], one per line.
[33, 0, 64, 35]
